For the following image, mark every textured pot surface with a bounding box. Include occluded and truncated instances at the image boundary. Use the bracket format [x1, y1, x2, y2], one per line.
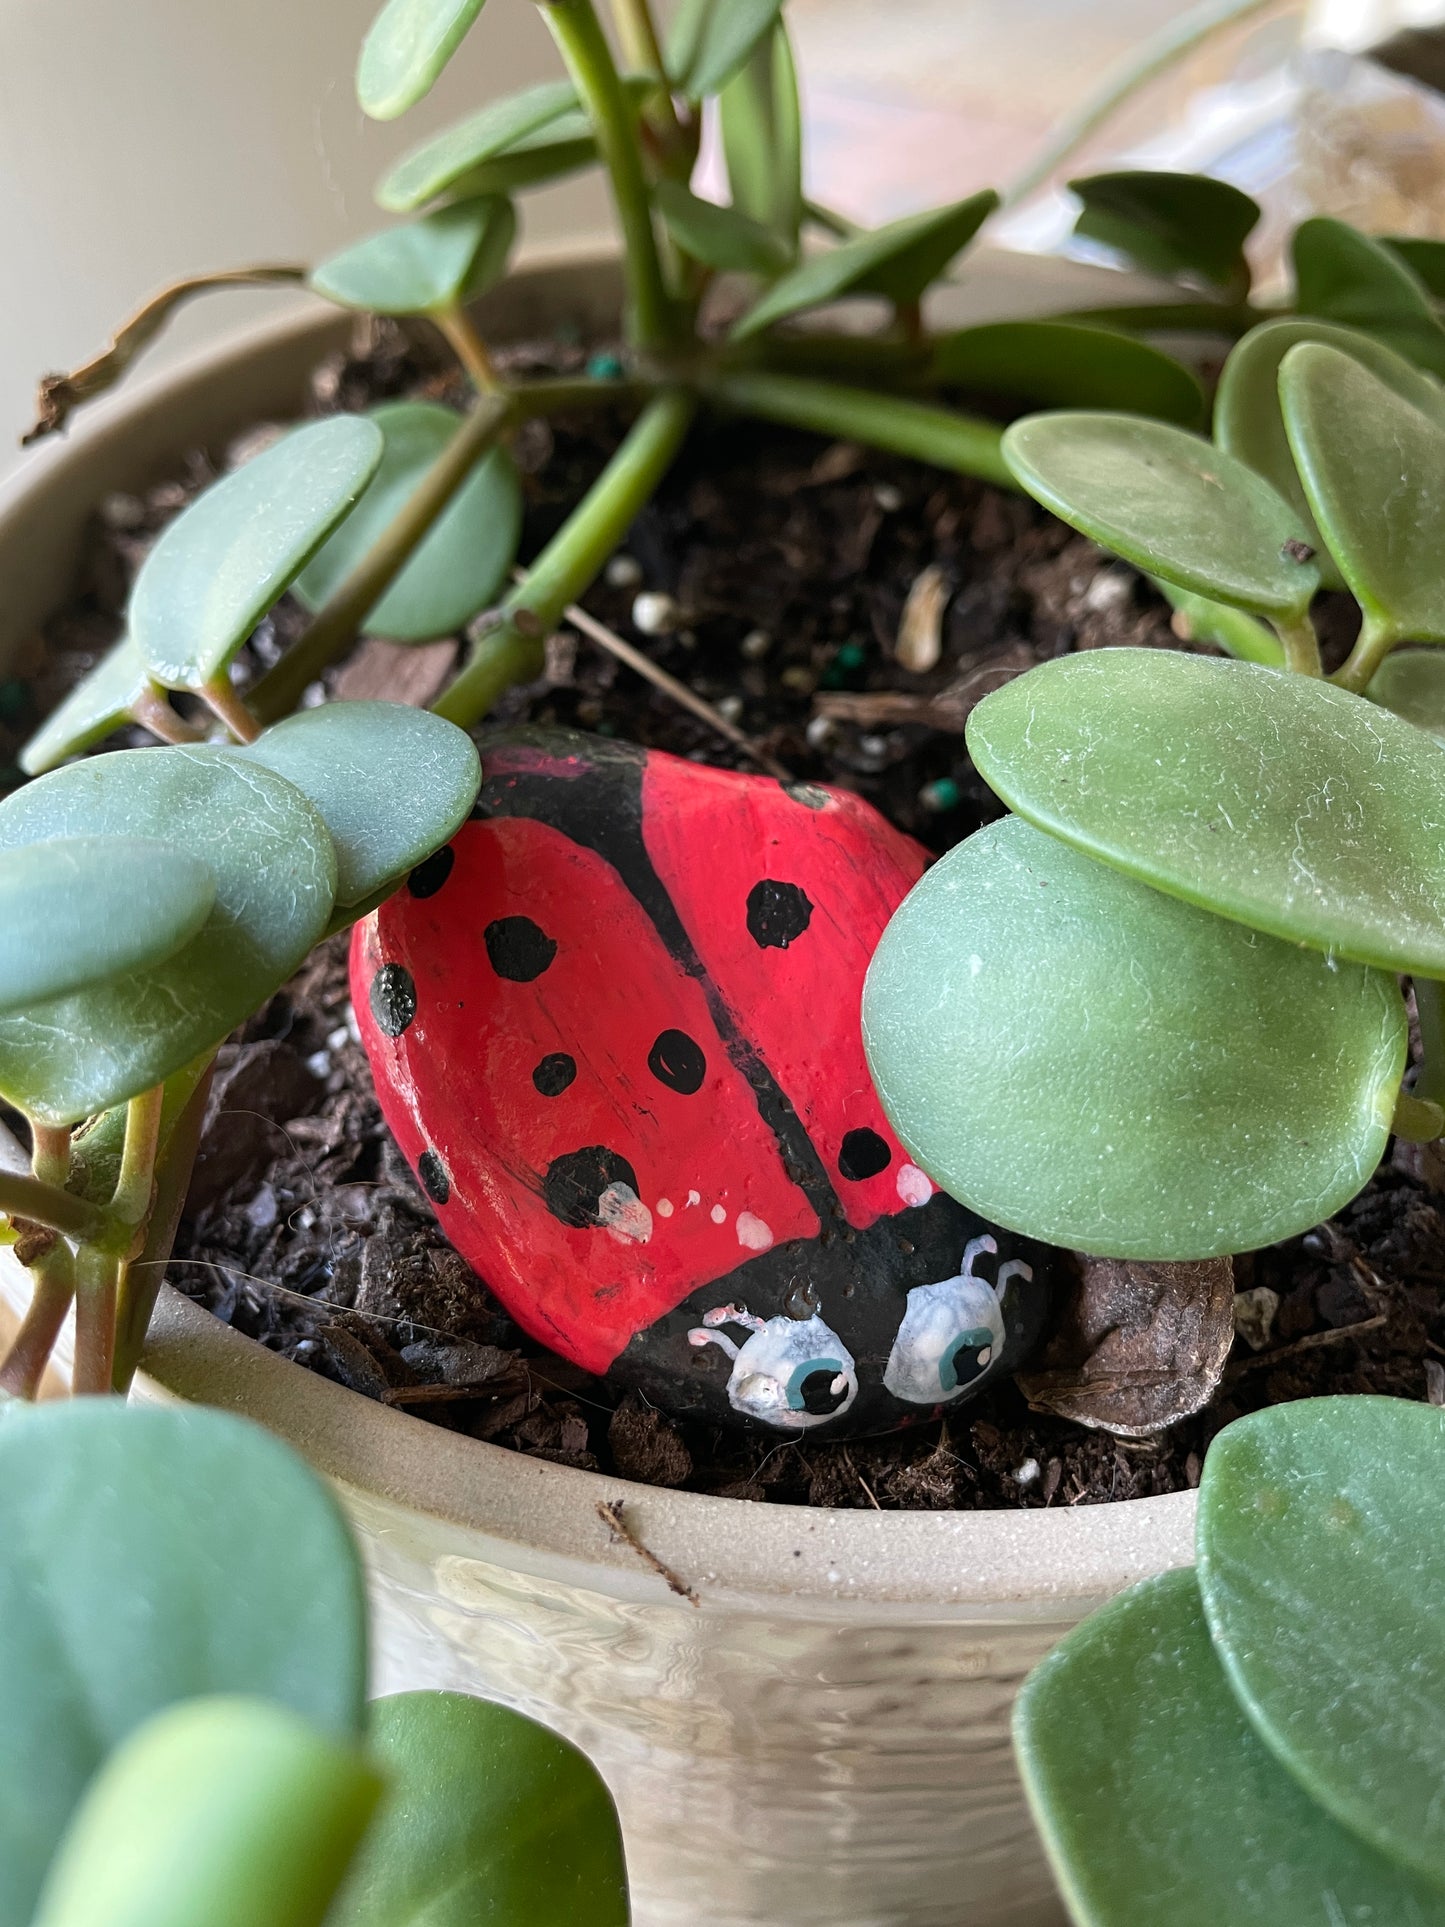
[0, 249, 1199, 1927]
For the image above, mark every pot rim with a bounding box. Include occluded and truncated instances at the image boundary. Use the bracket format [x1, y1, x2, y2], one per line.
[0, 242, 1198, 1619]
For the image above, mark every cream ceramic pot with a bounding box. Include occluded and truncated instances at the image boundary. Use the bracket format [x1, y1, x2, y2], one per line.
[0, 248, 1198, 1927]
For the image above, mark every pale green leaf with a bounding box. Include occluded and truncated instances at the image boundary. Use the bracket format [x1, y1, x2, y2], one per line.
[731, 191, 998, 340]
[1014, 1569, 1445, 1927]
[653, 180, 792, 275]
[933, 320, 1204, 424]
[292, 401, 521, 643]
[1367, 647, 1445, 740]
[1070, 170, 1260, 293]
[1002, 411, 1319, 618]
[375, 80, 579, 211]
[19, 637, 151, 776]
[666, 0, 784, 98]
[719, 21, 802, 253]
[332, 1693, 628, 1926]
[0, 746, 336, 1123]
[236, 702, 479, 906]
[1215, 317, 1445, 592]
[357, 0, 487, 121]
[1280, 341, 1445, 645]
[1293, 217, 1445, 376]
[310, 197, 516, 316]
[130, 416, 383, 691]
[0, 1401, 367, 1927]
[1199, 1398, 1445, 1893]
[33, 1698, 379, 1927]
[0, 837, 214, 1015]
[861, 814, 1405, 1259]
[967, 648, 1445, 977]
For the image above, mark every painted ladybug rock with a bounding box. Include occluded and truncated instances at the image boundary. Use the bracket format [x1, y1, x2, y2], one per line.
[352, 727, 1052, 1435]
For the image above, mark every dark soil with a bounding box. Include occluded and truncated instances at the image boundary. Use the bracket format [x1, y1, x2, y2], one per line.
[11, 315, 1445, 1509]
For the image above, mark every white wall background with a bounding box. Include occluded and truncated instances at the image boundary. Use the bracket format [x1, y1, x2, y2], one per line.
[0, 0, 612, 471]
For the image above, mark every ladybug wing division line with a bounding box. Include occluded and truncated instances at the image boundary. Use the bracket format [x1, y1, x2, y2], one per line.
[353, 727, 1053, 1433]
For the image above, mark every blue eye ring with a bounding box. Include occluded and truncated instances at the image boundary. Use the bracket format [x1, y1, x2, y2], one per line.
[942, 1327, 997, 1393]
[787, 1356, 848, 1412]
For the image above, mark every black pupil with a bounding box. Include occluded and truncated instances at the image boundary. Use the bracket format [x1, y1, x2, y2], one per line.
[798, 1368, 848, 1415]
[950, 1342, 988, 1388]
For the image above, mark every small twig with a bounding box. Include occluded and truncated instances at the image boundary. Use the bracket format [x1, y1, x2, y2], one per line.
[538, 579, 793, 779]
[382, 1379, 518, 1406]
[1226, 1314, 1387, 1380]
[596, 1498, 700, 1605]
[198, 676, 262, 744]
[842, 1446, 882, 1509]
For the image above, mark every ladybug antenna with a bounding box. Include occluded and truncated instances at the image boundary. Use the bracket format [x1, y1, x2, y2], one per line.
[994, 1258, 1034, 1305]
[688, 1327, 740, 1362]
[959, 1234, 998, 1283]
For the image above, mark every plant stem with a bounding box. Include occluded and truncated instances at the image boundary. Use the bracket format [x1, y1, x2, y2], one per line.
[73, 1245, 120, 1397]
[708, 371, 1011, 489]
[112, 1061, 214, 1394]
[1416, 979, 1445, 1108]
[110, 1083, 164, 1227]
[1270, 610, 1322, 677]
[251, 392, 513, 724]
[803, 198, 862, 241]
[609, 0, 684, 156]
[0, 1240, 75, 1399]
[435, 387, 695, 726]
[30, 1121, 72, 1188]
[435, 303, 501, 392]
[538, 0, 674, 349]
[199, 675, 261, 742]
[131, 686, 204, 746]
[1333, 614, 1399, 695]
[0, 1171, 105, 1241]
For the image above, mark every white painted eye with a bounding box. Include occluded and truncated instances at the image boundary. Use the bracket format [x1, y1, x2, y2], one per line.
[884, 1236, 1027, 1405]
[689, 1309, 857, 1430]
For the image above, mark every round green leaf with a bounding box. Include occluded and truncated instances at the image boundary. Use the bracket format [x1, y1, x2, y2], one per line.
[0, 836, 214, 1015]
[357, 0, 488, 120]
[730, 191, 998, 340]
[666, 0, 785, 98]
[861, 814, 1405, 1259]
[1368, 647, 1445, 739]
[933, 320, 1204, 425]
[1014, 1568, 1445, 1927]
[19, 636, 151, 776]
[1216, 317, 1445, 592]
[1002, 411, 1319, 618]
[375, 80, 579, 211]
[310, 198, 516, 317]
[1198, 1398, 1445, 1893]
[720, 20, 802, 252]
[1293, 216, 1445, 377]
[1384, 234, 1445, 297]
[235, 702, 480, 907]
[653, 180, 792, 276]
[331, 1693, 628, 1926]
[0, 1401, 367, 1927]
[1070, 169, 1260, 294]
[292, 401, 522, 644]
[34, 1697, 380, 1927]
[0, 746, 336, 1123]
[1281, 341, 1445, 645]
[969, 649, 1445, 977]
[130, 416, 384, 691]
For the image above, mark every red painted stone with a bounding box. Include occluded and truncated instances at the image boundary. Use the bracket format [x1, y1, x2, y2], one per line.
[353, 727, 1051, 1434]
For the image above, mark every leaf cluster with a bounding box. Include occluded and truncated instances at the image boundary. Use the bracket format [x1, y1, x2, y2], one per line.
[1015, 1395, 1445, 1925]
[865, 256, 1445, 1262]
[1, 1398, 627, 1927]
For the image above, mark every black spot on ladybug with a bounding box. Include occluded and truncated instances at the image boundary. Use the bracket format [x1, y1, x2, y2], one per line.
[370, 963, 416, 1038]
[544, 1145, 639, 1228]
[950, 1339, 991, 1388]
[838, 1127, 891, 1182]
[647, 1028, 706, 1095]
[407, 846, 455, 898]
[797, 1369, 851, 1416]
[533, 1052, 577, 1097]
[746, 878, 813, 950]
[485, 916, 557, 982]
[418, 1150, 450, 1204]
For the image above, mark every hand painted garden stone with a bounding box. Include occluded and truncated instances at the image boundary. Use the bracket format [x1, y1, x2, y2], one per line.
[353, 727, 1053, 1434]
